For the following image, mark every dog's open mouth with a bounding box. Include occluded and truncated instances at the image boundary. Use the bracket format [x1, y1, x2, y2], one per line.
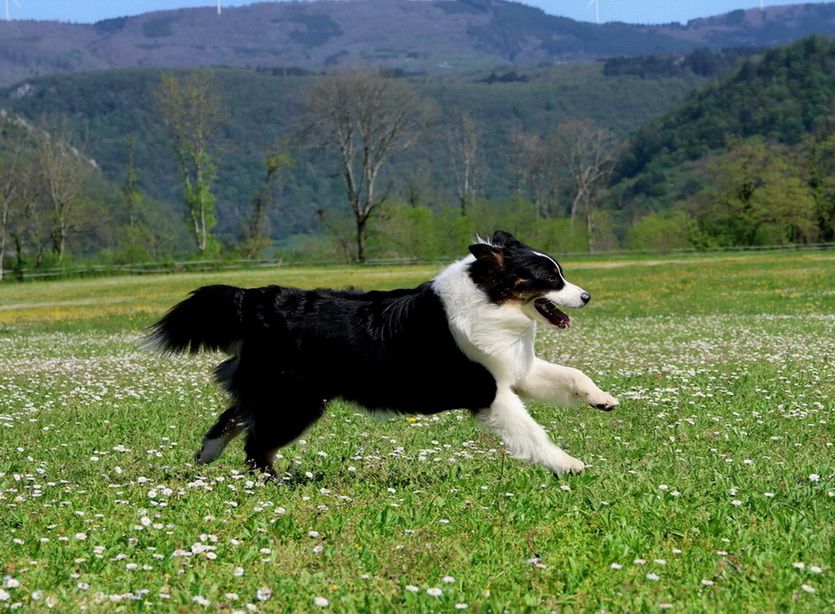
[534, 298, 570, 328]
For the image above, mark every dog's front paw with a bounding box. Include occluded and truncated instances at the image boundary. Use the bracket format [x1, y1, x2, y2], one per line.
[585, 390, 619, 412]
[551, 455, 585, 475]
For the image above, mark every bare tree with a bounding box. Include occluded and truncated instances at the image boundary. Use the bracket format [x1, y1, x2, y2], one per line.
[509, 128, 561, 217]
[155, 71, 226, 255]
[0, 150, 21, 281]
[303, 71, 433, 262]
[552, 120, 616, 250]
[240, 147, 294, 259]
[35, 122, 92, 264]
[447, 110, 484, 216]
[123, 134, 141, 229]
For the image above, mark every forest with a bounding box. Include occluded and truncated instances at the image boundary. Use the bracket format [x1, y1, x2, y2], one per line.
[0, 37, 833, 275]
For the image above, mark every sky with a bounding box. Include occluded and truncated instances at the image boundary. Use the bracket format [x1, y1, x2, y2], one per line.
[2, 0, 833, 25]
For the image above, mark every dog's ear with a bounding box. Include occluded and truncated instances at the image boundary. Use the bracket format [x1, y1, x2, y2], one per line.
[469, 242, 504, 268]
[491, 230, 520, 247]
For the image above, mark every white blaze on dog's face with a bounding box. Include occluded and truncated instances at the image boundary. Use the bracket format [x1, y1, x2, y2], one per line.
[467, 230, 591, 329]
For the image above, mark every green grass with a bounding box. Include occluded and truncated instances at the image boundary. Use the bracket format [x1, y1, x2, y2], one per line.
[0, 251, 832, 611]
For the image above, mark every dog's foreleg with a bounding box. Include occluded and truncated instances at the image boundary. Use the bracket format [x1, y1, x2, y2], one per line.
[195, 405, 246, 464]
[476, 389, 585, 475]
[515, 358, 619, 411]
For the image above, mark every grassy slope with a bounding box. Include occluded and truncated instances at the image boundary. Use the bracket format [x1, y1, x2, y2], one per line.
[0, 251, 833, 611]
[1, 64, 706, 240]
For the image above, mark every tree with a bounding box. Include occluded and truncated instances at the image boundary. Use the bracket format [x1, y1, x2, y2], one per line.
[35, 121, 93, 264]
[626, 210, 697, 252]
[446, 110, 484, 216]
[155, 71, 226, 256]
[240, 147, 294, 259]
[0, 151, 21, 281]
[694, 138, 817, 245]
[303, 71, 433, 262]
[552, 120, 617, 251]
[123, 134, 141, 229]
[508, 129, 561, 218]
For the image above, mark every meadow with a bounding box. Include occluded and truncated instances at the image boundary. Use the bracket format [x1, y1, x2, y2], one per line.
[0, 250, 832, 612]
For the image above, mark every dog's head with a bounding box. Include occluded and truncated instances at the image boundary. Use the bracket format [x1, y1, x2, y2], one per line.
[468, 230, 590, 329]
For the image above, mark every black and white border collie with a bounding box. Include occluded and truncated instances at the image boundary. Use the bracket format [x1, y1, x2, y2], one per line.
[148, 231, 618, 477]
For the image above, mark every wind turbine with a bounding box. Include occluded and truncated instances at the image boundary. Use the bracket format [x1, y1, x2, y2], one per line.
[587, 0, 600, 24]
[4, 0, 21, 22]
[217, 0, 222, 16]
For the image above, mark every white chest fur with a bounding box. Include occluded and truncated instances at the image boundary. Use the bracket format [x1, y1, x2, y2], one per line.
[432, 257, 536, 386]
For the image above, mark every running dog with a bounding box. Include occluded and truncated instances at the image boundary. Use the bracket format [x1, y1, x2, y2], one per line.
[148, 230, 618, 477]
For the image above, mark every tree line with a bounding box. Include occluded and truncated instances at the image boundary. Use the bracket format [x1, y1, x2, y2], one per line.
[1, 56, 832, 278]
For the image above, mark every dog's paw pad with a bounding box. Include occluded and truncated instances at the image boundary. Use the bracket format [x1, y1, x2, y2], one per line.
[592, 394, 619, 412]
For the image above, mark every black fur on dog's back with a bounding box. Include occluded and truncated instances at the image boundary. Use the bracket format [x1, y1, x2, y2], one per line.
[148, 282, 497, 413]
[147, 285, 246, 355]
[148, 282, 498, 474]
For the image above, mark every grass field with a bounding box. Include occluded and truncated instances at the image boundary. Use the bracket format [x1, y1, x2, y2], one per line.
[0, 251, 832, 612]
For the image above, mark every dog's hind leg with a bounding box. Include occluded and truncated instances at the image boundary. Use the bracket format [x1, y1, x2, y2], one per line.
[195, 405, 246, 465]
[243, 396, 327, 477]
[476, 388, 585, 475]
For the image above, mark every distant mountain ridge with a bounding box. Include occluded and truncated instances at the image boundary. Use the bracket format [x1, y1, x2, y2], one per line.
[0, 0, 834, 86]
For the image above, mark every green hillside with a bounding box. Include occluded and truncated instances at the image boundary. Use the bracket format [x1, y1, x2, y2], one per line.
[611, 36, 835, 217]
[1, 63, 708, 243]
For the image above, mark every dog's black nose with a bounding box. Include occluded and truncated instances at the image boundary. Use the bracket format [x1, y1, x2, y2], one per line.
[581, 292, 591, 304]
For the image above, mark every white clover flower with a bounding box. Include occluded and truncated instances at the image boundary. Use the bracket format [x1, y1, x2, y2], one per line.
[256, 587, 272, 601]
[801, 584, 816, 593]
[232, 567, 244, 577]
[308, 531, 320, 538]
[314, 596, 330, 607]
[192, 595, 210, 606]
[809, 566, 822, 574]
[426, 587, 443, 597]
[405, 585, 419, 593]
[646, 573, 660, 581]
[793, 562, 806, 570]
[455, 604, 469, 610]
[610, 563, 623, 570]
[0, 589, 9, 602]
[809, 474, 821, 482]
[701, 579, 714, 586]
[442, 576, 455, 584]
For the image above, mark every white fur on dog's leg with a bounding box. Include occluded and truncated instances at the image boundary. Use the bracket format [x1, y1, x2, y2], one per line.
[477, 388, 585, 475]
[195, 426, 245, 464]
[516, 359, 619, 412]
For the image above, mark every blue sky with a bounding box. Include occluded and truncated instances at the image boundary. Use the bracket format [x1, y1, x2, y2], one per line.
[2, 1, 832, 25]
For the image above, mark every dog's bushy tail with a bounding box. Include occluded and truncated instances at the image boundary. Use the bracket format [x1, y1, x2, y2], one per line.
[146, 285, 246, 355]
